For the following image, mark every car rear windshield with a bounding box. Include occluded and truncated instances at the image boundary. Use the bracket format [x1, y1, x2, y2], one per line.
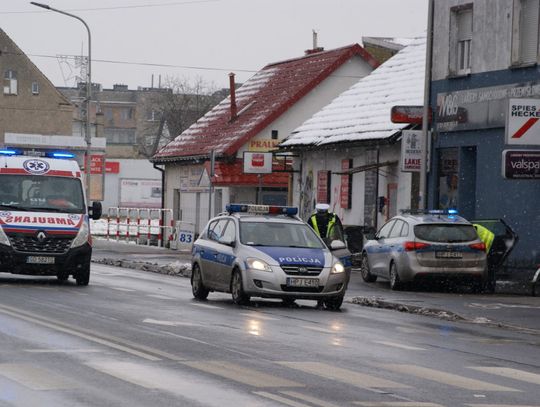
[240, 221, 324, 248]
[414, 224, 478, 243]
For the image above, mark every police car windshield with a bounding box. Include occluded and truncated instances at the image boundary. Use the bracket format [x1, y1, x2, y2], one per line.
[239, 221, 324, 248]
[0, 175, 85, 214]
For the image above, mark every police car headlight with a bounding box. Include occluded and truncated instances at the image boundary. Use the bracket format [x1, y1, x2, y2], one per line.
[331, 261, 345, 274]
[246, 258, 273, 272]
[0, 227, 10, 246]
[71, 221, 90, 248]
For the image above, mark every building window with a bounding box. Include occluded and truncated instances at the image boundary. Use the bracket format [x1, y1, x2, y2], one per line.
[3, 69, 18, 95]
[31, 81, 40, 95]
[450, 5, 473, 76]
[271, 130, 279, 140]
[512, 0, 540, 65]
[120, 107, 133, 120]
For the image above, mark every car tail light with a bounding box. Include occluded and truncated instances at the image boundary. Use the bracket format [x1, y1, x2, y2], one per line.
[403, 241, 430, 251]
[469, 242, 486, 252]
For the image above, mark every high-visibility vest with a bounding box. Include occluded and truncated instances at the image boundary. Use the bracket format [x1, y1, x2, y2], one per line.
[473, 224, 495, 253]
[310, 213, 337, 238]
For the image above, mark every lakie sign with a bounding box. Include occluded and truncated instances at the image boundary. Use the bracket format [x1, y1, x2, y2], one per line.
[502, 150, 540, 179]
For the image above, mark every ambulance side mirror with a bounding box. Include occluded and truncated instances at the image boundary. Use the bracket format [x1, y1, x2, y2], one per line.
[89, 201, 102, 220]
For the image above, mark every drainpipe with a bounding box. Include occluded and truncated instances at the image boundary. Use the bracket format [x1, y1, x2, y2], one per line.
[229, 73, 237, 121]
[153, 163, 165, 244]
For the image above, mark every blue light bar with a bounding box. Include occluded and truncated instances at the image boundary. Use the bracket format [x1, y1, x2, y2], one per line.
[447, 209, 458, 215]
[0, 149, 19, 156]
[49, 152, 75, 159]
[226, 204, 298, 216]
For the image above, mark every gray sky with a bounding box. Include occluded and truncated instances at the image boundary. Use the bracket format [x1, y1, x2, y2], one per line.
[3, 0, 428, 91]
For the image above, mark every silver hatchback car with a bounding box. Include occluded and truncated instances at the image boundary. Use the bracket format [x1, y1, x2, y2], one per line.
[191, 204, 351, 309]
[360, 210, 487, 290]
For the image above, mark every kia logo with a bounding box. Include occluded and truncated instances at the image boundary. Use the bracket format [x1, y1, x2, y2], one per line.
[36, 232, 47, 243]
[298, 266, 308, 273]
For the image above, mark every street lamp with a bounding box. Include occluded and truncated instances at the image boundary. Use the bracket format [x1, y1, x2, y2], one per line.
[30, 2, 92, 200]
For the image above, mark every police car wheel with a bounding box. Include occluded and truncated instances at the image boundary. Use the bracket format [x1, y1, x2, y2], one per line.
[360, 253, 377, 283]
[231, 269, 250, 305]
[323, 295, 343, 310]
[191, 264, 209, 300]
[76, 264, 90, 286]
[389, 262, 402, 291]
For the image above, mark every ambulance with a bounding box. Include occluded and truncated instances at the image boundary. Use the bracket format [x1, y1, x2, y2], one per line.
[0, 151, 102, 285]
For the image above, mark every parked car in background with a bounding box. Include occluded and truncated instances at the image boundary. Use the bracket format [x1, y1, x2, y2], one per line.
[191, 204, 351, 310]
[360, 210, 487, 291]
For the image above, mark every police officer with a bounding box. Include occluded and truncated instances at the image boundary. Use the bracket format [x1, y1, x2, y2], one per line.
[307, 203, 343, 244]
[473, 223, 496, 293]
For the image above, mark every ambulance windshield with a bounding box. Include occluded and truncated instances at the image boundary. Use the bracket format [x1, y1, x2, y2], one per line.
[0, 175, 85, 214]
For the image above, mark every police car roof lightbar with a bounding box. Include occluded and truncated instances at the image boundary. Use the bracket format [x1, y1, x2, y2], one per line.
[226, 204, 298, 216]
[401, 209, 459, 215]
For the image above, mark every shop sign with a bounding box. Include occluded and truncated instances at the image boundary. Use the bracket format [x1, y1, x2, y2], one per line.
[248, 139, 280, 152]
[400, 130, 424, 172]
[506, 99, 540, 145]
[340, 159, 352, 209]
[243, 152, 272, 173]
[502, 150, 540, 179]
[317, 170, 331, 204]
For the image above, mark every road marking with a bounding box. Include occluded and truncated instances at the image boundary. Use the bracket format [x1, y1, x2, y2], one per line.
[109, 287, 137, 292]
[373, 341, 426, 351]
[0, 304, 183, 362]
[182, 360, 303, 388]
[354, 402, 445, 407]
[380, 365, 520, 392]
[24, 348, 102, 354]
[469, 367, 540, 385]
[253, 392, 311, 407]
[143, 319, 202, 327]
[278, 362, 409, 389]
[0, 363, 75, 390]
[146, 294, 175, 300]
[280, 390, 342, 407]
[190, 302, 224, 309]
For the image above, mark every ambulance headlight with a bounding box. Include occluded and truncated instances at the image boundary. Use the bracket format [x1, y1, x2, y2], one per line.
[331, 261, 345, 274]
[246, 258, 272, 272]
[71, 221, 90, 248]
[0, 227, 10, 246]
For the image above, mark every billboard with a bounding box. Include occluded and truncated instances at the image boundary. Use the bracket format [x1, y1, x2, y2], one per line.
[502, 150, 540, 179]
[119, 179, 162, 208]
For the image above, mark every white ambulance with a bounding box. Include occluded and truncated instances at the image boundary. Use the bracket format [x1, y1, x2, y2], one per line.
[0, 151, 102, 285]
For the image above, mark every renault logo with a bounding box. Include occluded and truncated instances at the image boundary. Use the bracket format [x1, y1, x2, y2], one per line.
[36, 232, 47, 243]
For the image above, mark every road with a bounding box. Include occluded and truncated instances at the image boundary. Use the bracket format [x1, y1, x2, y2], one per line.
[0, 264, 539, 407]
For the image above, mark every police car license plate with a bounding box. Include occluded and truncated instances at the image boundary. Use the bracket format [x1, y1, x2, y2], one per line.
[286, 277, 319, 288]
[27, 256, 55, 264]
[435, 251, 462, 259]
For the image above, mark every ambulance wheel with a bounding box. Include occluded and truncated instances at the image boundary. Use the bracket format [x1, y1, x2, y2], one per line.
[76, 263, 90, 286]
[231, 269, 250, 305]
[323, 295, 344, 311]
[191, 264, 209, 300]
[360, 253, 377, 282]
[57, 273, 69, 283]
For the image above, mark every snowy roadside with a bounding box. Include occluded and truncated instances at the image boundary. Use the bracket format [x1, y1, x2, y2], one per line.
[93, 257, 192, 278]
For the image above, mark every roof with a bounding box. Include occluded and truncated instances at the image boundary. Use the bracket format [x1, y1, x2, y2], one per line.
[152, 44, 379, 163]
[205, 159, 289, 187]
[279, 36, 426, 149]
[362, 36, 416, 51]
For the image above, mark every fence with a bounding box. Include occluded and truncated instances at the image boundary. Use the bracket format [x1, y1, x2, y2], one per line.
[104, 207, 175, 247]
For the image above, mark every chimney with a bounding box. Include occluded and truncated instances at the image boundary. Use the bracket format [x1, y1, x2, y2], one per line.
[305, 29, 324, 55]
[229, 72, 237, 121]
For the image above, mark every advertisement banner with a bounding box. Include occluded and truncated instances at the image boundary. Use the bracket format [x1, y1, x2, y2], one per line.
[243, 152, 272, 174]
[506, 99, 540, 145]
[119, 179, 162, 208]
[502, 150, 540, 179]
[400, 130, 424, 172]
[317, 170, 330, 204]
[340, 159, 352, 209]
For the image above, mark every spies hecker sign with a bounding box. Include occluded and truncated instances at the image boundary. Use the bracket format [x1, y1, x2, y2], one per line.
[507, 99, 540, 145]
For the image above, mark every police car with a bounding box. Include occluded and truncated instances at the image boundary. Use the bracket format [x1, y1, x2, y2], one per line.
[191, 204, 351, 310]
[360, 210, 487, 291]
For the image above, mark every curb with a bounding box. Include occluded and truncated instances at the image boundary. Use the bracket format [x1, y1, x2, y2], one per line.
[92, 258, 192, 278]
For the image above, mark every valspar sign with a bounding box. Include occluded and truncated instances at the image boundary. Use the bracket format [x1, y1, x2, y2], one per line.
[502, 150, 540, 179]
[506, 99, 540, 145]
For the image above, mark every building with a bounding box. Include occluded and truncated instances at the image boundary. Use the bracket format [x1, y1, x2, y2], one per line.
[362, 37, 415, 64]
[279, 37, 426, 229]
[429, 0, 540, 268]
[152, 44, 379, 234]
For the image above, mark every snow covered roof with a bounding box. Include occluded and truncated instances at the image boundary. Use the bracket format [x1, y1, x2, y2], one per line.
[363, 36, 416, 51]
[152, 44, 379, 163]
[279, 36, 426, 149]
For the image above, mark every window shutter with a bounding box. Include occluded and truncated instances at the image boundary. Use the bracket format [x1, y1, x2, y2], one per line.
[457, 9, 473, 41]
[520, 0, 540, 63]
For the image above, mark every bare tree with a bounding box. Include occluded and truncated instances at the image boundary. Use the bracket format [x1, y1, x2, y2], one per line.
[138, 76, 224, 158]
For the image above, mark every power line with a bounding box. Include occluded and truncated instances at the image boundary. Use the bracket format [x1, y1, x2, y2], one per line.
[0, 0, 219, 14]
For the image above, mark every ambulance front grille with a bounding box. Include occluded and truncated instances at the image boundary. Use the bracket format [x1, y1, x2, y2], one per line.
[9, 235, 73, 254]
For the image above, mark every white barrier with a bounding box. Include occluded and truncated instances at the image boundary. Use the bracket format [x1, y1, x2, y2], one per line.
[105, 207, 175, 247]
[174, 221, 196, 252]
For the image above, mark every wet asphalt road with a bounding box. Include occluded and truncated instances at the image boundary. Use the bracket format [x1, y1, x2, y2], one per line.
[0, 263, 539, 407]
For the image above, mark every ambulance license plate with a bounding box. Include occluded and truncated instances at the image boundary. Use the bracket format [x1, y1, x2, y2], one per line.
[27, 256, 55, 264]
[286, 277, 319, 288]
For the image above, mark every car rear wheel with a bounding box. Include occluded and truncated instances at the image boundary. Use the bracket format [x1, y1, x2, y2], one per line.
[323, 295, 344, 310]
[191, 264, 209, 300]
[231, 269, 250, 305]
[389, 262, 403, 291]
[360, 253, 377, 282]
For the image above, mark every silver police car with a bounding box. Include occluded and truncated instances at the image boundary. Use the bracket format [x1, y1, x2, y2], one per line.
[360, 210, 487, 291]
[191, 204, 351, 309]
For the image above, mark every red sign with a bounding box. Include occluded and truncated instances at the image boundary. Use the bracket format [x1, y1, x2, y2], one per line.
[251, 153, 265, 167]
[317, 170, 330, 204]
[340, 159, 352, 209]
[106, 161, 120, 174]
[90, 155, 104, 174]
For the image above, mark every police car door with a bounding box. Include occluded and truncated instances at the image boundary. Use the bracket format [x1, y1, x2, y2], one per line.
[370, 220, 396, 274]
[214, 219, 237, 290]
[202, 218, 229, 288]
